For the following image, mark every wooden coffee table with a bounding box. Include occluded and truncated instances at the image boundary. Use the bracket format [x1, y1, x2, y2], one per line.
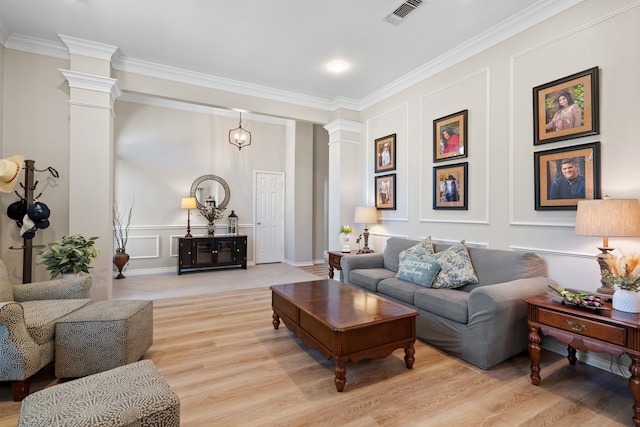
[270, 279, 417, 392]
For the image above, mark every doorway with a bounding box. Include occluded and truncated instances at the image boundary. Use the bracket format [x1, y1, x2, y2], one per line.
[254, 171, 284, 264]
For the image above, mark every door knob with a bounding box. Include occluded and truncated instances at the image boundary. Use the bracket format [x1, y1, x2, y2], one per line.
[257, 221, 261, 225]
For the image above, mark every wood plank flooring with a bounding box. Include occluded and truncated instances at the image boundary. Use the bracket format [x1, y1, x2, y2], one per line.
[0, 283, 635, 426]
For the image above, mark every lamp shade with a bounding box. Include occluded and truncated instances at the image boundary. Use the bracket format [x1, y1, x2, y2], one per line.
[575, 199, 640, 237]
[180, 196, 197, 210]
[354, 206, 377, 225]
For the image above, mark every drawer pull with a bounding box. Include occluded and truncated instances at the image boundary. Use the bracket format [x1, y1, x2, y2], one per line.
[566, 319, 588, 332]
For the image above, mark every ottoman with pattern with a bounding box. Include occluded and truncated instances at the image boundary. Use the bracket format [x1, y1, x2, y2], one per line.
[55, 300, 153, 378]
[18, 359, 179, 427]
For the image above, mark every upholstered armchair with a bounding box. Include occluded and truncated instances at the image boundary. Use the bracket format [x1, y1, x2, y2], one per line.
[0, 259, 92, 401]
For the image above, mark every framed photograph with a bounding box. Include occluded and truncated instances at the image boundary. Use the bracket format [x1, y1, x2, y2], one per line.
[433, 162, 468, 210]
[533, 67, 599, 145]
[375, 173, 396, 210]
[375, 133, 396, 173]
[534, 142, 601, 210]
[433, 110, 468, 163]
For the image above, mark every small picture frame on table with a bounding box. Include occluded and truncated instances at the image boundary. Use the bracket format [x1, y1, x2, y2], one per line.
[433, 110, 468, 163]
[534, 142, 601, 210]
[375, 134, 396, 173]
[433, 162, 468, 210]
[375, 173, 396, 210]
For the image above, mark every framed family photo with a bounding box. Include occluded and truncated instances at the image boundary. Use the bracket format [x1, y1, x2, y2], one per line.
[375, 173, 396, 210]
[375, 133, 396, 173]
[433, 162, 468, 210]
[533, 67, 599, 145]
[433, 110, 468, 163]
[534, 142, 601, 210]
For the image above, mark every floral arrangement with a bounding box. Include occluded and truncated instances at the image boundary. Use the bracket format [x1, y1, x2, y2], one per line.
[200, 205, 224, 222]
[113, 200, 133, 250]
[602, 254, 640, 292]
[36, 234, 101, 279]
[339, 225, 353, 234]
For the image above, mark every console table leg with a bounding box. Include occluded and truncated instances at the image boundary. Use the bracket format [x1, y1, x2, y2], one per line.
[334, 359, 346, 392]
[272, 313, 280, 329]
[628, 355, 640, 426]
[404, 342, 415, 369]
[567, 345, 577, 366]
[528, 324, 542, 385]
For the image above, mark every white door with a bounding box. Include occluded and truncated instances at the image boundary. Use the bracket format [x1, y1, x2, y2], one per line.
[255, 172, 284, 264]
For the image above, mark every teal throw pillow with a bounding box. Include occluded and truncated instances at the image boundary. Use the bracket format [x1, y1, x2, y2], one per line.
[429, 242, 479, 289]
[396, 256, 441, 287]
[399, 237, 434, 263]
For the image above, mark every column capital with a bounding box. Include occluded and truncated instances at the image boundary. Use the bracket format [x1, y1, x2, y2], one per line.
[324, 119, 362, 135]
[59, 69, 122, 100]
[59, 34, 119, 61]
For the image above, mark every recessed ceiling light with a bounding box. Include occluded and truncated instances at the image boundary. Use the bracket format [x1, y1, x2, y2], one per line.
[327, 60, 349, 74]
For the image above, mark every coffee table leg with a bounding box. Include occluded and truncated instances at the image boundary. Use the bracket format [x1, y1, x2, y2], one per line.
[334, 359, 346, 392]
[404, 342, 415, 369]
[272, 312, 280, 329]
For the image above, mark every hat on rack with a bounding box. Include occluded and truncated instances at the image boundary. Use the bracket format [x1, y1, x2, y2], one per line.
[0, 155, 25, 193]
[27, 201, 51, 221]
[7, 199, 27, 221]
[20, 214, 36, 240]
[34, 218, 50, 229]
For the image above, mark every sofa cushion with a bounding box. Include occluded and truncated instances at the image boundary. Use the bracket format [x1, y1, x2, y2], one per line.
[0, 259, 14, 302]
[383, 238, 421, 272]
[414, 287, 470, 323]
[398, 237, 434, 263]
[349, 268, 396, 292]
[378, 278, 422, 305]
[396, 256, 440, 287]
[21, 299, 92, 344]
[430, 242, 479, 289]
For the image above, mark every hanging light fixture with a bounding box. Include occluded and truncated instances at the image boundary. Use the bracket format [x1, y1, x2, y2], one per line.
[228, 112, 252, 150]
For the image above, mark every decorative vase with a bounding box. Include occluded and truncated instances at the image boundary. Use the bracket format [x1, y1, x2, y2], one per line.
[113, 247, 130, 279]
[612, 289, 640, 313]
[341, 233, 351, 253]
[207, 222, 215, 236]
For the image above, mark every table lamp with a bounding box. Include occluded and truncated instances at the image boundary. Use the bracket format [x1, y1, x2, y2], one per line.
[354, 206, 377, 254]
[181, 196, 197, 237]
[575, 197, 640, 294]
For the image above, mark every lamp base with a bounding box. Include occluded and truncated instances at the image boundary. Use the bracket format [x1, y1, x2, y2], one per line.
[358, 247, 374, 254]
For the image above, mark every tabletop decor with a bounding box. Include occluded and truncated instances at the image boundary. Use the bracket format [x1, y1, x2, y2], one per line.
[200, 205, 224, 236]
[603, 254, 640, 313]
[339, 225, 353, 253]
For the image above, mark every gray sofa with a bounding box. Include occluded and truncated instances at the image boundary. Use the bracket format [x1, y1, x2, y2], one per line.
[340, 237, 557, 369]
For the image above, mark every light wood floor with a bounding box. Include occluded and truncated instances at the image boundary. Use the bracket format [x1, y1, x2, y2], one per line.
[0, 265, 635, 426]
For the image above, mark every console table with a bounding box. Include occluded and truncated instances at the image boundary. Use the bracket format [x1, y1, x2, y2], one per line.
[178, 236, 247, 275]
[526, 293, 640, 426]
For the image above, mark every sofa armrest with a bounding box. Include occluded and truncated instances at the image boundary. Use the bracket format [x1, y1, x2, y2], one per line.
[468, 277, 558, 324]
[340, 253, 384, 283]
[12, 276, 92, 302]
[0, 302, 43, 379]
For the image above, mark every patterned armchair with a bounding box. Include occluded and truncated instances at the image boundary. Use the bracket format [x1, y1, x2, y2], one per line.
[0, 259, 92, 401]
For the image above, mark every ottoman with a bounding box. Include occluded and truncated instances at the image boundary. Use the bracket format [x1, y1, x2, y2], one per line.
[55, 300, 153, 378]
[18, 359, 179, 427]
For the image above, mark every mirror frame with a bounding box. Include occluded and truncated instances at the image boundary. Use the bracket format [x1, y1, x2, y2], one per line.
[189, 174, 231, 212]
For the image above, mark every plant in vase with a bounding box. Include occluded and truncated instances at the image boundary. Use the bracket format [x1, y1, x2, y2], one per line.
[602, 253, 640, 313]
[113, 201, 133, 279]
[339, 225, 353, 253]
[200, 205, 224, 235]
[36, 234, 101, 279]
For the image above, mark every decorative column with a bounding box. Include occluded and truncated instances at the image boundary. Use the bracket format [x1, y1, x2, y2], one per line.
[324, 119, 362, 252]
[59, 36, 121, 300]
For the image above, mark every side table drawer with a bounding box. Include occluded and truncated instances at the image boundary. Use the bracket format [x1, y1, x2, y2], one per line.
[539, 308, 626, 346]
[328, 253, 343, 269]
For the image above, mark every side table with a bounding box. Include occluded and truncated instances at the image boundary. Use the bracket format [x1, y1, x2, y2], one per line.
[525, 293, 640, 426]
[327, 250, 357, 280]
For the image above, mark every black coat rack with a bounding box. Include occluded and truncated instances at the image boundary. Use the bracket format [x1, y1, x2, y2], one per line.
[21, 160, 36, 283]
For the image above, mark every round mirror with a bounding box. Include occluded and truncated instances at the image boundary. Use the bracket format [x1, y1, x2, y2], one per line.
[189, 175, 231, 212]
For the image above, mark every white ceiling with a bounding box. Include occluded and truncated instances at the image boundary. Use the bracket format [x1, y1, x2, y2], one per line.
[0, 0, 580, 108]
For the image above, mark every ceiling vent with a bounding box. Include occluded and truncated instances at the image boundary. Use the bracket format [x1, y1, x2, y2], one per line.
[383, 0, 424, 25]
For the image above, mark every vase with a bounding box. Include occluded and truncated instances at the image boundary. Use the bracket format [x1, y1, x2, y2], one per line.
[113, 248, 130, 279]
[207, 222, 215, 236]
[612, 289, 640, 313]
[341, 233, 351, 253]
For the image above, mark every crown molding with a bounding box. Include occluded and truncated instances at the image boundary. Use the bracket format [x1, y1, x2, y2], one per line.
[59, 34, 119, 61]
[59, 69, 122, 100]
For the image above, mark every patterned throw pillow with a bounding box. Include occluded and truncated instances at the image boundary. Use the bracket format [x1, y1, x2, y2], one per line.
[398, 237, 434, 263]
[429, 242, 479, 289]
[396, 256, 441, 287]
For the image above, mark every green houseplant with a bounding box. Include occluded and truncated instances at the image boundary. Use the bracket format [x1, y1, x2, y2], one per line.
[37, 234, 101, 279]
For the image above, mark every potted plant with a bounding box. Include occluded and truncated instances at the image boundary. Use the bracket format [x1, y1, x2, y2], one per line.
[603, 254, 640, 313]
[37, 234, 101, 279]
[339, 225, 353, 253]
[113, 201, 133, 278]
[200, 205, 224, 236]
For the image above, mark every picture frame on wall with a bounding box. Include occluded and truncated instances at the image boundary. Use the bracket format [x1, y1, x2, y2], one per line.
[375, 173, 396, 210]
[433, 162, 468, 210]
[433, 110, 468, 163]
[533, 67, 599, 145]
[534, 142, 601, 211]
[374, 133, 396, 173]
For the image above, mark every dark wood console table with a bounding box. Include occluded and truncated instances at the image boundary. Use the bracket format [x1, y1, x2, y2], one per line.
[178, 236, 247, 275]
[526, 293, 640, 426]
